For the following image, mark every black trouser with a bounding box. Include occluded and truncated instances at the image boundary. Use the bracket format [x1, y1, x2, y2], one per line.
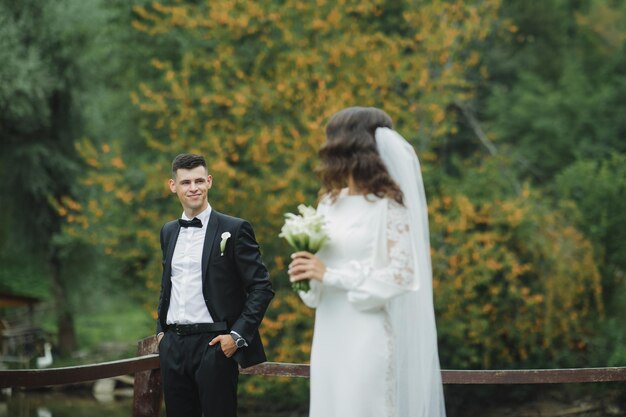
[159, 331, 239, 417]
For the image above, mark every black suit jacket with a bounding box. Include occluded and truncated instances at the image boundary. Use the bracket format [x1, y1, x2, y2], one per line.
[156, 210, 274, 368]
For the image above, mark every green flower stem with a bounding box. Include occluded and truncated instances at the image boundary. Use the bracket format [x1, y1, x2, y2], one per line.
[291, 279, 311, 293]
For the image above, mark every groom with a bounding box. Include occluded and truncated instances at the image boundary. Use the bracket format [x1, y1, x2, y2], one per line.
[155, 153, 274, 417]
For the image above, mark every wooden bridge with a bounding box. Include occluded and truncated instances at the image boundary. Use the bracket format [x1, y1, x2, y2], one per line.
[1, 336, 625, 417]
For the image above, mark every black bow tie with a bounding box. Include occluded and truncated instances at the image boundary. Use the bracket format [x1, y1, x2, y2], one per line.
[178, 217, 203, 228]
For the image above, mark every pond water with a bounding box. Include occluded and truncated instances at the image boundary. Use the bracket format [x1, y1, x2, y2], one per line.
[1, 391, 140, 417]
[3, 387, 622, 417]
[0, 391, 306, 417]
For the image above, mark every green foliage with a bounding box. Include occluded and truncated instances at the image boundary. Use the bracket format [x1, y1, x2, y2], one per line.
[1, 1, 624, 410]
[555, 153, 626, 298]
[0, 0, 89, 316]
[0, 0, 160, 354]
[486, 62, 626, 181]
[430, 158, 602, 369]
[74, 302, 153, 358]
[0, 260, 50, 300]
[57, 0, 610, 376]
[0, 0, 80, 240]
[549, 151, 626, 372]
[483, 0, 626, 182]
[63, 0, 502, 301]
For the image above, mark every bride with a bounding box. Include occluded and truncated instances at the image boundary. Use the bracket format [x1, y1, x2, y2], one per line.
[288, 107, 446, 417]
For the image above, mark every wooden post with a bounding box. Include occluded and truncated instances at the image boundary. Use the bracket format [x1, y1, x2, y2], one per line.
[132, 336, 162, 417]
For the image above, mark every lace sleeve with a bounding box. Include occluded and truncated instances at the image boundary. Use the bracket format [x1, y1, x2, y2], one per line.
[323, 200, 416, 310]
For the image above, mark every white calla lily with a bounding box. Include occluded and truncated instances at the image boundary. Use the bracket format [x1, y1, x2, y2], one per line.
[279, 205, 329, 292]
[220, 232, 231, 255]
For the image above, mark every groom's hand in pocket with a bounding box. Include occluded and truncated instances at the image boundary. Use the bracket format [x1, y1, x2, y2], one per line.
[209, 334, 237, 358]
[288, 252, 326, 282]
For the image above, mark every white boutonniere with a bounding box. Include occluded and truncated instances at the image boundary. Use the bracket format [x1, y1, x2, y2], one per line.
[220, 232, 231, 256]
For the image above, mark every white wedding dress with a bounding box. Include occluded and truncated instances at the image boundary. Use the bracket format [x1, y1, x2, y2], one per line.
[299, 191, 417, 417]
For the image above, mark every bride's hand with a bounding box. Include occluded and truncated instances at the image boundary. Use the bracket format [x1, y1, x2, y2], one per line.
[288, 252, 326, 282]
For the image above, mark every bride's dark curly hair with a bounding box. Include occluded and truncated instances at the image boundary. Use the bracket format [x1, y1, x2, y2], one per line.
[318, 107, 404, 204]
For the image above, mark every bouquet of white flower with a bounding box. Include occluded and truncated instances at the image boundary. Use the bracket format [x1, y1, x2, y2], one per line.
[279, 204, 329, 292]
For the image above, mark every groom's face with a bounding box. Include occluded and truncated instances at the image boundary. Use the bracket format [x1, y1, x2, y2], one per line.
[169, 165, 212, 215]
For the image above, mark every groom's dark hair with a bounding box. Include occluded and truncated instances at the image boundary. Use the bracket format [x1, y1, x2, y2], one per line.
[172, 153, 207, 177]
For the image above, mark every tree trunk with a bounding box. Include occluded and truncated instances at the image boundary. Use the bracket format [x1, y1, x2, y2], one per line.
[51, 251, 77, 356]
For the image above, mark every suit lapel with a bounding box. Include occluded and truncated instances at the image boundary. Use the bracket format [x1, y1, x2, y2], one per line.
[202, 210, 220, 279]
[165, 222, 181, 279]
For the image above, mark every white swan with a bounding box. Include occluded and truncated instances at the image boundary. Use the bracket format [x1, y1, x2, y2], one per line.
[36, 342, 53, 368]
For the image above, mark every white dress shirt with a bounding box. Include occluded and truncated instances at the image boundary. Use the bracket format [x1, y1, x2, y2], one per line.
[166, 205, 214, 325]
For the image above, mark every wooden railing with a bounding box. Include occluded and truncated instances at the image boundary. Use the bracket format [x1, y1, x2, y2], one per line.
[1, 336, 626, 417]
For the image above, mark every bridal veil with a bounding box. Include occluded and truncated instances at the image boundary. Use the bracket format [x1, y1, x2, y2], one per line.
[375, 127, 446, 417]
